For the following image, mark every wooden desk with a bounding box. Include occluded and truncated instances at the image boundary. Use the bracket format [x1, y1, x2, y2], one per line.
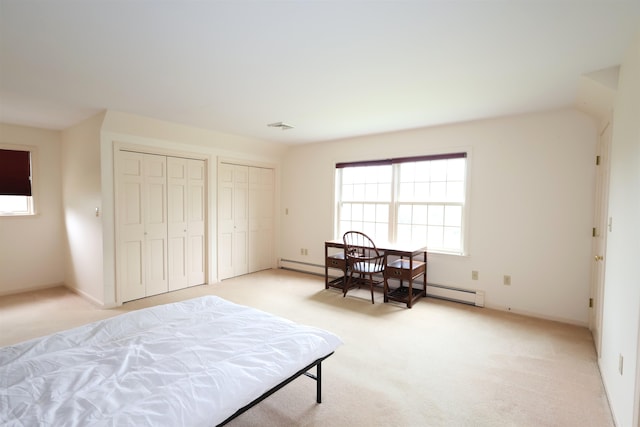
[324, 240, 427, 308]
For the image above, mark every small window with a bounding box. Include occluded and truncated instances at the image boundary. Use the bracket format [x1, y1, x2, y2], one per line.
[0, 147, 36, 216]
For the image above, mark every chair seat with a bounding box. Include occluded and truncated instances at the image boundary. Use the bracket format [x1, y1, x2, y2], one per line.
[353, 261, 385, 274]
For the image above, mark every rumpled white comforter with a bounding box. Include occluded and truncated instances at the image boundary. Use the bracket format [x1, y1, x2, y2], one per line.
[0, 296, 342, 426]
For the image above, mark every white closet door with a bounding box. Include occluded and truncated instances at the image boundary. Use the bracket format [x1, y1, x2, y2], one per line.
[218, 164, 249, 279]
[117, 152, 146, 302]
[143, 154, 169, 297]
[167, 157, 189, 291]
[249, 167, 274, 272]
[187, 159, 206, 286]
[117, 152, 168, 301]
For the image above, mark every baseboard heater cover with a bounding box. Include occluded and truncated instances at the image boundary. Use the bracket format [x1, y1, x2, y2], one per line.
[279, 259, 484, 308]
[427, 283, 484, 307]
[279, 259, 326, 276]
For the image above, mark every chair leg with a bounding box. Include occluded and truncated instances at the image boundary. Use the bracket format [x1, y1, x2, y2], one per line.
[343, 271, 351, 297]
[383, 276, 389, 303]
[369, 274, 374, 304]
[344, 270, 356, 297]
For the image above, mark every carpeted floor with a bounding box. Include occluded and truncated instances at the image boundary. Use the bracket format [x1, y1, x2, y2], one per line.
[0, 269, 614, 426]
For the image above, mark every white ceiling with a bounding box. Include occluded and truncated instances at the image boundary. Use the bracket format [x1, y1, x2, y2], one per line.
[1, 1, 638, 145]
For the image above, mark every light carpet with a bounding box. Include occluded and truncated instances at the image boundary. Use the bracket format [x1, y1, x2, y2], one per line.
[0, 269, 613, 427]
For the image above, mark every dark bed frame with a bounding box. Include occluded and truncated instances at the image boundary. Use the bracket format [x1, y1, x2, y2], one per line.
[217, 352, 334, 426]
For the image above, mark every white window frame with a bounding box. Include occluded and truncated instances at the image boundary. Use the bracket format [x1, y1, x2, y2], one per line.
[335, 151, 471, 255]
[0, 144, 38, 217]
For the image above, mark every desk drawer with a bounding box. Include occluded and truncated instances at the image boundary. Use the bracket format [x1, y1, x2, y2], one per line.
[385, 259, 426, 280]
[326, 253, 346, 269]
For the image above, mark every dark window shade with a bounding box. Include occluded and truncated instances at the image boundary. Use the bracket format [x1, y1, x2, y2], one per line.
[0, 149, 32, 196]
[336, 152, 466, 169]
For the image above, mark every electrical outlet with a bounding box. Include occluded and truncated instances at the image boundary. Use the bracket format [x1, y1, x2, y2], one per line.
[503, 275, 511, 286]
[472, 271, 479, 280]
[304, 248, 308, 256]
[300, 248, 304, 255]
[619, 354, 624, 375]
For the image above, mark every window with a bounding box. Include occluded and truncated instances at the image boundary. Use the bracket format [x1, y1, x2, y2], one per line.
[335, 152, 468, 255]
[0, 147, 35, 216]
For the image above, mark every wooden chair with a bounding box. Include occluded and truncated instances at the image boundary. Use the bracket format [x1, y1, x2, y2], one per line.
[342, 231, 386, 304]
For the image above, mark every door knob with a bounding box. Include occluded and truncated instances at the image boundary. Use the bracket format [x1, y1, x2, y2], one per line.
[594, 255, 604, 261]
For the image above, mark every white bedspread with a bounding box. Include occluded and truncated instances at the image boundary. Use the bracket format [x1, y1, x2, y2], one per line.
[0, 296, 342, 426]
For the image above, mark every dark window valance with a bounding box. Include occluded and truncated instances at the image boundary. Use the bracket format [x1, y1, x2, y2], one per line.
[336, 152, 466, 169]
[0, 149, 32, 196]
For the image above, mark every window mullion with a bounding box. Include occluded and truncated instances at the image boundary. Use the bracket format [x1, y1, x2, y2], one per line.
[389, 164, 400, 243]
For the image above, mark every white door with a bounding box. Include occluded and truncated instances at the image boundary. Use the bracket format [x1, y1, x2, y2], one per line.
[218, 164, 249, 279]
[187, 159, 206, 286]
[117, 152, 168, 301]
[589, 120, 612, 356]
[117, 151, 146, 302]
[249, 167, 274, 272]
[168, 157, 207, 290]
[143, 154, 169, 297]
[167, 157, 189, 291]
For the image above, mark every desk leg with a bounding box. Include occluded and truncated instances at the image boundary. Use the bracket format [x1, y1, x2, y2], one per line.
[324, 244, 329, 289]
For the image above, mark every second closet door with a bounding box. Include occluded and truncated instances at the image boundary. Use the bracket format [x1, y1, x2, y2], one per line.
[168, 157, 206, 291]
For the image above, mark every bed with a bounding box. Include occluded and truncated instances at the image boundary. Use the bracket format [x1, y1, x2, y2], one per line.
[0, 295, 342, 426]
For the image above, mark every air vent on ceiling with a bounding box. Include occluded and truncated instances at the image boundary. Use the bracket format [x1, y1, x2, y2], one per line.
[267, 121, 294, 130]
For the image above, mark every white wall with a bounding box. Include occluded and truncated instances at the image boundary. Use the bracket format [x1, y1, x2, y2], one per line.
[599, 29, 640, 427]
[281, 108, 597, 325]
[0, 124, 64, 295]
[61, 112, 106, 304]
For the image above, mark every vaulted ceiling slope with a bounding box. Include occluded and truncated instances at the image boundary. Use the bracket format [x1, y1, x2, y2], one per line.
[1, 1, 638, 145]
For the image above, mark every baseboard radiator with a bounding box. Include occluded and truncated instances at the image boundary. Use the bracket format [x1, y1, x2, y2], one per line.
[426, 283, 484, 307]
[279, 259, 485, 308]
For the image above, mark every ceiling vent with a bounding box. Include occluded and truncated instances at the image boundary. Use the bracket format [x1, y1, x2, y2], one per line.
[267, 122, 294, 130]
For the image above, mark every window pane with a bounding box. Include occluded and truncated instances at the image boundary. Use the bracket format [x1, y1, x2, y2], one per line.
[415, 161, 430, 182]
[415, 182, 428, 199]
[342, 184, 354, 201]
[400, 162, 415, 182]
[431, 160, 447, 181]
[447, 181, 464, 202]
[378, 183, 391, 201]
[430, 182, 446, 201]
[444, 205, 462, 226]
[341, 203, 352, 219]
[398, 205, 412, 224]
[398, 182, 413, 201]
[397, 224, 412, 244]
[353, 184, 365, 200]
[0, 195, 29, 213]
[376, 204, 389, 223]
[413, 205, 428, 225]
[443, 227, 461, 251]
[427, 225, 444, 248]
[363, 204, 376, 222]
[447, 158, 466, 181]
[428, 205, 444, 226]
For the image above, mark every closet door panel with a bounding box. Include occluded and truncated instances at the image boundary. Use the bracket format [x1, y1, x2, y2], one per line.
[232, 166, 249, 277]
[118, 152, 146, 302]
[188, 159, 206, 285]
[249, 167, 274, 272]
[143, 155, 168, 297]
[168, 157, 188, 290]
[217, 164, 235, 280]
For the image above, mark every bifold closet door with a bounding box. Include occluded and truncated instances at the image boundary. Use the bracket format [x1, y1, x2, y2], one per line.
[249, 167, 274, 273]
[117, 152, 168, 301]
[167, 157, 206, 291]
[218, 164, 249, 280]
